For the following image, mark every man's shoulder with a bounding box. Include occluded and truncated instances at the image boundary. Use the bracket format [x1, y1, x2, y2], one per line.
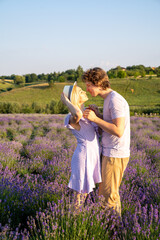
[111, 90, 122, 98]
[111, 91, 128, 104]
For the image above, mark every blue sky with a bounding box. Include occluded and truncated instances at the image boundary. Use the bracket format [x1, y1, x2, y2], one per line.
[0, 0, 160, 75]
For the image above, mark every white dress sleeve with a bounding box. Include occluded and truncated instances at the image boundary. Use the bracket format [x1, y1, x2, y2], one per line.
[64, 113, 74, 130]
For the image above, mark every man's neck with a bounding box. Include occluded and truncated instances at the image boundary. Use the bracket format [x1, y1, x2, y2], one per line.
[99, 88, 113, 99]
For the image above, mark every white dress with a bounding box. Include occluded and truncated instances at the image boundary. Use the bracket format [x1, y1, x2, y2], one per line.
[65, 113, 102, 194]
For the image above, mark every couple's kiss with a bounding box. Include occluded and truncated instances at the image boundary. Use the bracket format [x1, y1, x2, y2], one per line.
[61, 67, 130, 217]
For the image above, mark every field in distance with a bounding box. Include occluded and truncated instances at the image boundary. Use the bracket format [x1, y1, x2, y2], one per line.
[0, 77, 160, 112]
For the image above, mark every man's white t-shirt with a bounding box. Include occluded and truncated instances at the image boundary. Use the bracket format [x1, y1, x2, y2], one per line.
[102, 91, 130, 158]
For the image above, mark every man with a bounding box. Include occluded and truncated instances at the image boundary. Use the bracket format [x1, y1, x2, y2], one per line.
[82, 67, 130, 217]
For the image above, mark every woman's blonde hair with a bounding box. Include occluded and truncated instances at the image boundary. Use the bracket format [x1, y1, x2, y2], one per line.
[71, 86, 82, 110]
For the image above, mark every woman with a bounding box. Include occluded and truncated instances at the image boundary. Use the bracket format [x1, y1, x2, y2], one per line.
[61, 82, 101, 211]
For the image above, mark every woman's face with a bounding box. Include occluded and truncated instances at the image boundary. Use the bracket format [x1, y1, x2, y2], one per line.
[77, 86, 88, 103]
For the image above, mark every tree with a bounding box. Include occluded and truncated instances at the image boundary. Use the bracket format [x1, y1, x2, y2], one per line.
[107, 70, 115, 79]
[117, 71, 127, 78]
[30, 73, 38, 82]
[149, 71, 154, 75]
[1, 76, 5, 84]
[37, 73, 47, 81]
[14, 75, 25, 85]
[58, 76, 65, 82]
[76, 65, 83, 82]
[11, 74, 16, 80]
[134, 71, 140, 78]
[157, 71, 160, 77]
[67, 74, 75, 82]
[107, 69, 118, 78]
[145, 67, 153, 74]
[155, 67, 160, 77]
[48, 74, 54, 87]
[25, 74, 32, 83]
[140, 70, 146, 77]
[64, 69, 76, 82]
[53, 72, 58, 81]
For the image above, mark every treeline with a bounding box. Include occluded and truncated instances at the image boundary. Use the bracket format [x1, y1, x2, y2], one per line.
[107, 65, 160, 79]
[1, 65, 160, 85]
[0, 66, 83, 86]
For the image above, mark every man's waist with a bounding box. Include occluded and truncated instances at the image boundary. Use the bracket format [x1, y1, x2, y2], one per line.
[102, 147, 130, 158]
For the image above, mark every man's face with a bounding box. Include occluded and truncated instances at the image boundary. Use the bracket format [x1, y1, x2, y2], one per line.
[85, 81, 100, 97]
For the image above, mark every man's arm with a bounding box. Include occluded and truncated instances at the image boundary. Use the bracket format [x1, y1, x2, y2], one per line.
[83, 109, 125, 138]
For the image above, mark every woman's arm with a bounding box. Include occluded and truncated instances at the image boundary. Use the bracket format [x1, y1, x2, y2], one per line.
[61, 93, 82, 123]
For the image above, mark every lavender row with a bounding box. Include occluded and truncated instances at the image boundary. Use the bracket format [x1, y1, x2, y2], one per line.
[0, 114, 159, 239]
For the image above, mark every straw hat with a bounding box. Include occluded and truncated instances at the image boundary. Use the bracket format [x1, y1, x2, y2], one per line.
[63, 81, 77, 102]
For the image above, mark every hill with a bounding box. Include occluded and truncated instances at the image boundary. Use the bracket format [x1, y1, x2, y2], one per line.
[0, 78, 160, 115]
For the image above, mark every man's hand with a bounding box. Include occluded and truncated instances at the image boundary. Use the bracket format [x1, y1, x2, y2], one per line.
[83, 109, 97, 122]
[87, 104, 103, 119]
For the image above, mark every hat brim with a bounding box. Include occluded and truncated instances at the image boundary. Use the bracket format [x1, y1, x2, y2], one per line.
[70, 81, 77, 103]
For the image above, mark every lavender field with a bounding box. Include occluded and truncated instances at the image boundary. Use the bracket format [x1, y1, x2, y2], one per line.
[0, 114, 159, 239]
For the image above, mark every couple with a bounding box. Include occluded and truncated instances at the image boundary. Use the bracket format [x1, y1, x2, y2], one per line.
[61, 67, 130, 217]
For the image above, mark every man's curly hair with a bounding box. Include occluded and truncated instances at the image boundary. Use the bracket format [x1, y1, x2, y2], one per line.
[82, 67, 110, 90]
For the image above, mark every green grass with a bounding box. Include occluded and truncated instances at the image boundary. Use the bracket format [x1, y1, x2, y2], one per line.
[0, 79, 15, 91]
[0, 83, 62, 106]
[0, 78, 160, 110]
[81, 77, 160, 110]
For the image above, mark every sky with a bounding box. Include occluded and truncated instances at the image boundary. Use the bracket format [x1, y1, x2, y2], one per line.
[0, 0, 160, 76]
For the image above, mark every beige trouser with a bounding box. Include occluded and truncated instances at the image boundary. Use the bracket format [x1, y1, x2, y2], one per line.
[99, 155, 129, 217]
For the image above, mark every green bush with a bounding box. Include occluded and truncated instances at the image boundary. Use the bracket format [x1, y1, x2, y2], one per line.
[54, 101, 68, 114]
[21, 104, 33, 113]
[31, 102, 44, 113]
[0, 101, 159, 115]
[0, 102, 21, 113]
[49, 100, 57, 114]
[9, 103, 21, 113]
